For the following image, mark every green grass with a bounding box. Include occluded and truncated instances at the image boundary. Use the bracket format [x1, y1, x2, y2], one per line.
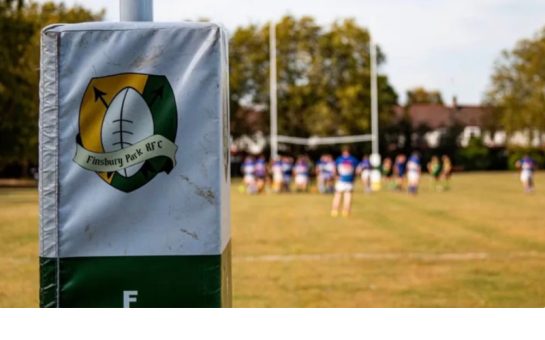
[0, 188, 39, 307]
[1, 172, 544, 307]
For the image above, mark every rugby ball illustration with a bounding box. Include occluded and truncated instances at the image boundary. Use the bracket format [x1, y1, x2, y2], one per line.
[101, 87, 154, 177]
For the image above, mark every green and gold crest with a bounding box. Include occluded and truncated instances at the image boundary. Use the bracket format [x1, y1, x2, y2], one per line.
[74, 73, 178, 193]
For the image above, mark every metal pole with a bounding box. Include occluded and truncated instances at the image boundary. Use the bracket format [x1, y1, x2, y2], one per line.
[370, 41, 379, 155]
[120, 0, 153, 21]
[269, 21, 278, 159]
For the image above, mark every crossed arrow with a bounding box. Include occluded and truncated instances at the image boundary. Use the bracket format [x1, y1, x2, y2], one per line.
[93, 85, 164, 109]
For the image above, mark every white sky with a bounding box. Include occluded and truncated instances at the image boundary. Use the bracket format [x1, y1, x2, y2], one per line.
[40, 0, 545, 104]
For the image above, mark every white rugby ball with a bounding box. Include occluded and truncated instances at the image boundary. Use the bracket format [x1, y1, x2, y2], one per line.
[101, 87, 154, 177]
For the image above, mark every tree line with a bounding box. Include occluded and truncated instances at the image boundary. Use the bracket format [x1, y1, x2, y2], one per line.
[485, 27, 545, 143]
[0, 1, 543, 176]
[229, 15, 398, 138]
[0, 0, 103, 176]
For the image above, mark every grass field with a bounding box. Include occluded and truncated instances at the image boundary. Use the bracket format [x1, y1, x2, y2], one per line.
[1, 172, 544, 307]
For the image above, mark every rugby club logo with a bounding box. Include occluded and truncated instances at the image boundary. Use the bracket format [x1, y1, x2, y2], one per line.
[74, 73, 178, 193]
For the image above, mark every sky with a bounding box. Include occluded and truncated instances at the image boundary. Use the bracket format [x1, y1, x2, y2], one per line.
[40, 0, 545, 104]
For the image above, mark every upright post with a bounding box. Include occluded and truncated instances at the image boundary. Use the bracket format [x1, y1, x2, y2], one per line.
[369, 40, 382, 191]
[269, 21, 278, 160]
[370, 41, 379, 156]
[120, 0, 153, 21]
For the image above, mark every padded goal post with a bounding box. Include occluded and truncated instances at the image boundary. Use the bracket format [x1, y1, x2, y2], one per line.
[39, 21, 231, 307]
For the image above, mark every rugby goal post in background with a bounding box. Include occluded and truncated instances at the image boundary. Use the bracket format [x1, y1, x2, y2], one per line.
[269, 22, 382, 190]
[39, 0, 231, 307]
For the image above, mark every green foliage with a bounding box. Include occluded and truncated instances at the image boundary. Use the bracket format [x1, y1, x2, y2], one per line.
[436, 123, 464, 156]
[0, 0, 34, 169]
[229, 16, 398, 138]
[485, 26, 545, 141]
[507, 148, 544, 170]
[406, 87, 443, 105]
[457, 137, 491, 170]
[0, 0, 103, 175]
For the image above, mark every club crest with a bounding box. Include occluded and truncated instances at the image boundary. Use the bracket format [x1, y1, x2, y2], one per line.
[74, 73, 178, 192]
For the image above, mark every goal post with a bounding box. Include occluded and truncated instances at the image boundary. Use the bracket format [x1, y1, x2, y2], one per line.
[369, 40, 382, 191]
[269, 32, 382, 190]
[39, 0, 231, 307]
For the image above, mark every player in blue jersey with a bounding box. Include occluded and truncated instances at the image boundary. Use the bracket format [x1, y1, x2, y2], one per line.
[406, 152, 421, 195]
[357, 155, 372, 193]
[516, 155, 536, 193]
[293, 155, 311, 192]
[254, 154, 267, 193]
[241, 155, 257, 194]
[316, 154, 335, 193]
[394, 153, 407, 191]
[331, 147, 359, 217]
[281, 155, 294, 192]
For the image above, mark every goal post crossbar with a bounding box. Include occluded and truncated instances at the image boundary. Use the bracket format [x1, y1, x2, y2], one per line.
[269, 22, 379, 155]
[277, 134, 374, 146]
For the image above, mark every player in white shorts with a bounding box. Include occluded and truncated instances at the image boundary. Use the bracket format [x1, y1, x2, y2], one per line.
[254, 154, 267, 193]
[357, 155, 372, 193]
[241, 155, 256, 194]
[331, 147, 359, 217]
[316, 154, 335, 193]
[324, 155, 336, 193]
[316, 155, 327, 193]
[270, 157, 283, 193]
[516, 155, 536, 193]
[406, 152, 421, 195]
[293, 155, 310, 192]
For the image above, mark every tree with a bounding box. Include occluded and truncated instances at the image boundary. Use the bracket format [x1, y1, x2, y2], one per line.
[0, 0, 34, 173]
[0, 0, 103, 176]
[485, 26, 545, 145]
[406, 87, 443, 105]
[458, 136, 491, 170]
[229, 16, 398, 140]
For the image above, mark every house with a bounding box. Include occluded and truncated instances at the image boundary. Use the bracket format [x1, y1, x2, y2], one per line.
[394, 98, 544, 148]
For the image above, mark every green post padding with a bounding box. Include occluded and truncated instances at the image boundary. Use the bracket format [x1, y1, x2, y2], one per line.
[40, 243, 231, 308]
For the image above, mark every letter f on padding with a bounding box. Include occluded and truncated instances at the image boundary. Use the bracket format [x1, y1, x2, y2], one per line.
[123, 290, 138, 308]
